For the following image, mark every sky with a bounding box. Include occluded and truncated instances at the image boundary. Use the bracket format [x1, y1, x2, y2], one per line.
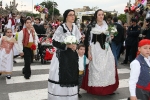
[3, 0, 135, 14]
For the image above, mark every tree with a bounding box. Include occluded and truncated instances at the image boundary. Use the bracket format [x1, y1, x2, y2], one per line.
[40, 1, 60, 17]
[117, 14, 127, 24]
[26, 13, 40, 17]
[49, 8, 60, 16]
[40, 1, 57, 10]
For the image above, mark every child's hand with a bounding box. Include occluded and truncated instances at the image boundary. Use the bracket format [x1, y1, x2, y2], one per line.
[20, 52, 24, 56]
[130, 96, 137, 100]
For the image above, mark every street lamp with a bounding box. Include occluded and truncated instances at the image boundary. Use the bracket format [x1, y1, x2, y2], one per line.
[32, 0, 33, 16]
[52, 0, 54, 21]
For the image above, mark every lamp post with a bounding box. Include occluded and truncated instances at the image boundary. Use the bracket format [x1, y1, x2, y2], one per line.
[21, 1, 26, 11]
[32, 0, 33, 16]
[126, 0, 131, 25]
[52, 0, 54, 21]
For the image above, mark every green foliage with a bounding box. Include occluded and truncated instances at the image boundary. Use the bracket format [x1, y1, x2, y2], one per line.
[40, 1, 60, 16]
[48, 8, 60, 16]
[117, 14, 127, 24]
[26, 13, 40, 17]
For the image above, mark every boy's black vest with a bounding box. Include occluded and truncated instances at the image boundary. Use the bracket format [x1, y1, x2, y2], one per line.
[136, 54, 150, 89]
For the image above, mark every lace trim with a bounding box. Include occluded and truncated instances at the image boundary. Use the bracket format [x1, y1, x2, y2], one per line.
[88, 42, 116, 87]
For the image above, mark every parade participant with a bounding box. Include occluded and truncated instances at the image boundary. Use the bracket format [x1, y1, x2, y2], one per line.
[33, 17, 45, 38]
[77, 44, 89, 98]
[82, 9, 119, 95]
[142, 17, 150, 39]
[111, 17, 124, 66]
[18, 18, 38, 79]
[13, 26, 20, 63]
[7, 13, 16, 33]
[129, 39, 150, 100]
[48, 9, 81, 100]
[0, 28, 20, 79]
[121, 18, 140, 64]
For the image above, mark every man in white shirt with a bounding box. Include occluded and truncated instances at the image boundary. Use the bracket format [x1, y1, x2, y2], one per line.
[7, 13, 16, 33]
[18, 17, 38, 79]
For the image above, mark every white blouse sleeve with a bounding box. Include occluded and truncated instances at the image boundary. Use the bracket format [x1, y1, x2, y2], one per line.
[17, 30, 24, 53]
[0, 37, 2, 45]
[7, 19, 12, 28]
[52, 26, 64, 43]
[89, 32, 93, 45]
[75, 25, 82, 43]
[86, 57, 89, 64]
[129, 60, 141, 96]
[14, 42, 20, 53]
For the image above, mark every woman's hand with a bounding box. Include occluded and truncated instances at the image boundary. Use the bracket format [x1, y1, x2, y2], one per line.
[66, 44, 73, 49]
[66, 44, 77, 51]
[111, 35, 114, 39]
[130, 96, 137, 100]
[88, 53, 92, 61]
[71, 44, 77, 51]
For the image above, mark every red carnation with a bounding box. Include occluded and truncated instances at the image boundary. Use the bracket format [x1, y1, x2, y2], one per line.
[31, 44, 36, 50]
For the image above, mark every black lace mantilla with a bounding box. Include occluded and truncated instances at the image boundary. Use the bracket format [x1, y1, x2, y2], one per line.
[57, 48, 79, 87]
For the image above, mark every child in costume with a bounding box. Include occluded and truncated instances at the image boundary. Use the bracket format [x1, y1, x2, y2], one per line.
[77, 44, 89, 98]
[0, 28, 20, 79]
[129, 39, 150, 100]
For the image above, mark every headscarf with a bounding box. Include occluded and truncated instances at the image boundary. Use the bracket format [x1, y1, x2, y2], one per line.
[63, 9, 75, 23]
[138, 39, 150, 47]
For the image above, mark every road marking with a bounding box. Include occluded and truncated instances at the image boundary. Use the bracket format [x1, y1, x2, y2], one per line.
[6, 74, 49, 84]
[9, 89, 47, 100]
[119, 79, 129, 88]
[13, 65, 50, 71]
[118, 68, 130, 74]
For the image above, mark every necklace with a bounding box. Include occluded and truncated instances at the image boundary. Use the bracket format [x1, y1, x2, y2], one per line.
[65, 23, 73, 35]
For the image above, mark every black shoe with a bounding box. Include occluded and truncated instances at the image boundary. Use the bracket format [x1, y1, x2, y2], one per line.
[22, 68, 25, 75]
[121, 62, 127, 64]
[0, 73, 1, 76]
[6, 75, 11, 79]
[108, 93, 116, 95]
[78, 94, 82, 98]
[13, 60, 17, 63]
[24, 76, 30, 79]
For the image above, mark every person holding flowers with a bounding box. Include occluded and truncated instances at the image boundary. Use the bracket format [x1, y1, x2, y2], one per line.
[18, 17, 38, 79]
[48, 9, 81, 100]
[110, 17, 124, 66]
[82, 9, 119, 95]
[121, 18, 140, 64]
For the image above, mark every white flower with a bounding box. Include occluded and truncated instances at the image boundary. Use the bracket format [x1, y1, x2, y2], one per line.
[111, 27, 117, 33]
[64, 35, 77, 44]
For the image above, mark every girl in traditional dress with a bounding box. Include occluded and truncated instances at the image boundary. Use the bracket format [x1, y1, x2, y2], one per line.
[48, 9, 81, 100]
[82, 9, 119, 95]
[0, 28, 20, 79]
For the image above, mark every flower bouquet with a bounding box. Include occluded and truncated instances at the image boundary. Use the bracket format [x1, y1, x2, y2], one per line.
[63, 35, 77, 44]
[31, 44, 36, 50]
[108, 25, 118, 36]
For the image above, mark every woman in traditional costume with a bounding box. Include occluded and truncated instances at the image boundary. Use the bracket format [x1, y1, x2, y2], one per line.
[0, 28, 19, 79]
[48, 9, 81, 100]
[82, 9, 119, 95]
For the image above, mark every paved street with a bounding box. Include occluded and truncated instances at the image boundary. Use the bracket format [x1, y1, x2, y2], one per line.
[0, 56, 130, 100]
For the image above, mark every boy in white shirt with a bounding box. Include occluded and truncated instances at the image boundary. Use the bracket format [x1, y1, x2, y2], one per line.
[77, 44, 89, 98]
[129, 39, 150, 100]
